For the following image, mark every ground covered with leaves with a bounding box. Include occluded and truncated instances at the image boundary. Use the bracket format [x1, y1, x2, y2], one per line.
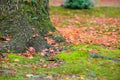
[0, 1, 120, 80]
[50, 7, 120, 49]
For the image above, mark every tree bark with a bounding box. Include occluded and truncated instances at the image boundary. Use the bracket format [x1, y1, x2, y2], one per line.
[0, 0, 55, 53]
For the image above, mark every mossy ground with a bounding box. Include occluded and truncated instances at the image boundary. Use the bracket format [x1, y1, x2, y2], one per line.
[0, 7, 120, 80]
[0, 45, 120, 80]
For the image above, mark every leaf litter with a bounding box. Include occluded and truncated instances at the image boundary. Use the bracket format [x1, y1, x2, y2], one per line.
[50, 14, 120, 49]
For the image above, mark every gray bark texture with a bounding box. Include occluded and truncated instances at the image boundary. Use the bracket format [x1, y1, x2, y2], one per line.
[0, 0, 55, 53]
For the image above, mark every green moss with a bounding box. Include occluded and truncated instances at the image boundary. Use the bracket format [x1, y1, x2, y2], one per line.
[55, 50, 88, 61]
[7, 54, 24, 59]
[1, 45, 120, 80]
[53, 45, 120, 79]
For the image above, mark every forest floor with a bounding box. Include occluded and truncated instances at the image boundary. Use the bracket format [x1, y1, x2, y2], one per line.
[0, 1, 120, 80]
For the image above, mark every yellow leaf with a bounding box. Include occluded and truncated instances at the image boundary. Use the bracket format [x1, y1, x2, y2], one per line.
[14, 59, 20, 62]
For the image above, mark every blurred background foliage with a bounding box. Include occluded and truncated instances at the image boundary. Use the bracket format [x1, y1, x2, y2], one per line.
[62, 0, 93, 9]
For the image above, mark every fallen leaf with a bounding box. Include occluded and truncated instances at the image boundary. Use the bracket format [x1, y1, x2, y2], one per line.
[14, 59, 20, 62]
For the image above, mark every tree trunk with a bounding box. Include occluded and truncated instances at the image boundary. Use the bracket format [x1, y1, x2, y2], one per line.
[0, 0, 55, 53]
